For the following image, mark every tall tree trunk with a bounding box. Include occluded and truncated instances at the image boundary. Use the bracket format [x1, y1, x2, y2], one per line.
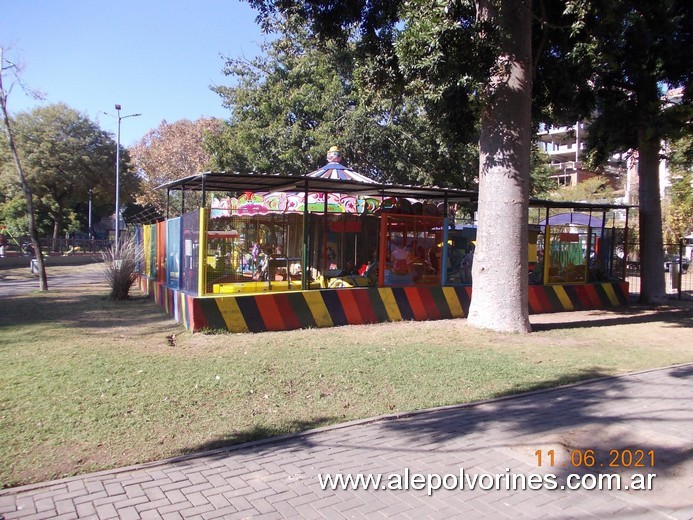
[52, 215, 60, 252]
[0, 48, 48, 290]
[51, 205, 64, 252]
[467, 0, 532, 333]
[636, 84, 666, 304]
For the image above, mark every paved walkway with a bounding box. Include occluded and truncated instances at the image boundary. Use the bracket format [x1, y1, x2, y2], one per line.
[0, 266, 104, 297]
[1, 364, 691, 519]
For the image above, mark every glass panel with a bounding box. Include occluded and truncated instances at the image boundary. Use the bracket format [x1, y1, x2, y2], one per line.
[546, 224, 588, 284]
[166, 217, 181, 289]
[381, 214, 443, 286]
[143, 224, 158, 279]
[180, 209, 200, 294]
[150, 224, 158, 280]
[205, 211, 304, 293]
[444, 226, 476, 285]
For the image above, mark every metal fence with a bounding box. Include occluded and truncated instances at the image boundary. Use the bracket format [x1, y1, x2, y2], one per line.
[1, 236, 112, 256]
[626, 242, 692, 300]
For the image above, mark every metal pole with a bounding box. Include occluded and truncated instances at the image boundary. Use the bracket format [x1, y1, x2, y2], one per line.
[302, 178, 308, 290]
[88, 189, 93, 240]
[113, 105, 141, 253]
[678, 238, 684, 299]
[115, 105, 121, 251]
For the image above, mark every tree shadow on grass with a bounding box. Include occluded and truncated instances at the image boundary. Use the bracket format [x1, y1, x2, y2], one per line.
[0, 289, 178, 335]
[169, 368, 620, 464]
[531, 304, 693, 331]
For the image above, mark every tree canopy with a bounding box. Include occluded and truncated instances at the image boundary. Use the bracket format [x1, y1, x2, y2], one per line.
[0, 103, 136, 240]
[209, 14, 479, 187]
[663, 134, 693, 244]
[572, 0, 693, 303]
[130, 118, 224, 213]
[1, 47, 48, 288]
[238, 0, 552, 331]
[4, 104, 136, 242]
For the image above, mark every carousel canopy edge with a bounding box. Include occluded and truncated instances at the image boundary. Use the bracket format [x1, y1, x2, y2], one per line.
[156, 171, 479, 202]
[529, 198, 635, 211]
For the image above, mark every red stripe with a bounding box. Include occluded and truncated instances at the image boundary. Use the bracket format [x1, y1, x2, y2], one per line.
[255, 295, 286, 331]
[273, 293, 302, 331]
[189, 300, 208, 331]
[583, 285, 604, 308]
[528, 286, 544, 313]
[337, 290, 364, 324]
[417, 288, 441, 319]
[403, 287, 427, 320]
[351, 290, 379, 324]
[465, 286, 473, 301]
[535, 287, 554, 312]
[573, 285, 594, 308]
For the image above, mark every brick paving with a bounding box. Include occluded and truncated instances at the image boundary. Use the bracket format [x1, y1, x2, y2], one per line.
[1, 363, 691, 519]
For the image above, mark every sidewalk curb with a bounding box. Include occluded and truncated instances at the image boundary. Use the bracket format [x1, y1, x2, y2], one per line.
[2, 361, 691, 495]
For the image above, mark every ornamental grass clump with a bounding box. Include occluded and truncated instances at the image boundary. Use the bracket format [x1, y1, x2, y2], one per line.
[101, 234, 143, 300]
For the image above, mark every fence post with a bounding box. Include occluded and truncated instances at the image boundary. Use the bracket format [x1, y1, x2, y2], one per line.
[679, 239, 685, 299]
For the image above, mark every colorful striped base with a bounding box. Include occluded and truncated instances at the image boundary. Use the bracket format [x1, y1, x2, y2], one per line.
[139, 277, 629, 333]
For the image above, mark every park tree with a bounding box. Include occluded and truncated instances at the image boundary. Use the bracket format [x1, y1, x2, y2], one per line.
[663, 134, 693, 244]
[461, 0, 532, 332]
[210, 14, 479, 187]
[529, 147, 558, 198]
[574, 0, 693, 304]
[0, 47, 47, 289]
[0, 190, 56, 238]
[244, 0, 596, 332]
[2, 104, 136, 246]
[130, 118, 224, 213]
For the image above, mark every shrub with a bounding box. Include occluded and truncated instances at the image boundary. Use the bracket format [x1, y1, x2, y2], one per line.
[101, 234, 143, 300]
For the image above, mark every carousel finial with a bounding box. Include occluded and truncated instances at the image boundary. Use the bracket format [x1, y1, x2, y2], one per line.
[326, 145, 342, 163]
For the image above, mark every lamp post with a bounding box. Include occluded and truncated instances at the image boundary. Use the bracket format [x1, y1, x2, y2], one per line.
[114, 104, 141, 252]
[88, 188, 93, 240]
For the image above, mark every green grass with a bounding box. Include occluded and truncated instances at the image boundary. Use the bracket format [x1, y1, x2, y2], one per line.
[1, 267, 692, 488]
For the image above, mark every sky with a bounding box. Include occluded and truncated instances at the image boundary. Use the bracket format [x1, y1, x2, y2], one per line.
[1, 0, 267, 145]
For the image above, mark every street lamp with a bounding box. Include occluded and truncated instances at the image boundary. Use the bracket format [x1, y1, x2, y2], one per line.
[88, 188, 93, 240]
[114, 104, 141, 252]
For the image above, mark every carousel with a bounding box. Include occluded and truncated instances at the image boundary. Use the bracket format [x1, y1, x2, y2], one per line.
[136, 147, 632, 332]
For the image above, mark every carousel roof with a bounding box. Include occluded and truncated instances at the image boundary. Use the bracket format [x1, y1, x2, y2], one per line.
[157, 171, 633, 212]
[306, 162, 378, 183]
[157, 170, 479, 203]
[539, 212, 604, 227]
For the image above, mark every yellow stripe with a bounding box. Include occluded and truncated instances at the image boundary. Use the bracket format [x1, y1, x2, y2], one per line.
[442, 287, 465, 317]
[198, 208, 207, 296]
[302, 291, 334, 328]
[216, 297, 250, 333]
[553, 285, 574, 311]
[180, 293, 188, 326]
[601, 283, 620, 306]
[378, 288, 403, 321]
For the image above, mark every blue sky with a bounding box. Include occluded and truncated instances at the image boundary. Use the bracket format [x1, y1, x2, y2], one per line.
[1, 0, 266, 145]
